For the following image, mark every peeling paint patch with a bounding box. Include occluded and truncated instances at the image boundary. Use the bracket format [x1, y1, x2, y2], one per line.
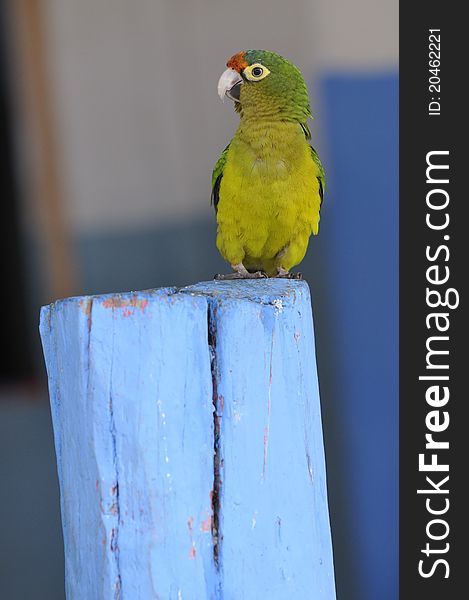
[79, 298, 93, 316]
[272, 298, 284, 313]
[101, 296, 149, 316]
[201, 511, 212, 533]
[187, 516, 199, 559]
[108, 501, 119, 516]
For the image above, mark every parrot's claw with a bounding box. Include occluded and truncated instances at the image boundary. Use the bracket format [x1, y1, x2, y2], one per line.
[214, 273, 242, 280]
[215, 263, 267, 280]
[214, 271, 267, 280]
[275, 271, 303, 280]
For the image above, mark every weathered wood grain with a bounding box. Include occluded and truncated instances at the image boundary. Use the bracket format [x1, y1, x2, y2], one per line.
[40, 289, 215, 599]
[184, 281, 336, 599]
[40, 280, 336, 599]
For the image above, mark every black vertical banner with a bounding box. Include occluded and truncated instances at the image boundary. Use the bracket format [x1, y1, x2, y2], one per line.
[400, 3, 466, 598]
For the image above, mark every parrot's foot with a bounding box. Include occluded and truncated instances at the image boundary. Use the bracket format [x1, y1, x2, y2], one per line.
[214, 263, 267, 280]
[214, 271, 267, 280]
[275, 268, 303, 280]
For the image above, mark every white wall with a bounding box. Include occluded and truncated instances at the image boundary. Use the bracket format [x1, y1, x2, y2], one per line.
[44, 0, 316, 234]
[309, 0, 398, 70]
[42, 0, 398, 234]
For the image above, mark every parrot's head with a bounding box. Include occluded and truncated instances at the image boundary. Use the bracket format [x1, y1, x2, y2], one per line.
[217, 50, 311, 122]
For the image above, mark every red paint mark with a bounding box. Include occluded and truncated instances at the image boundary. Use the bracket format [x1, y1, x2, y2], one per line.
[201, 511, 212, 533]
[95, 479, 100, 492]
[218, 394, 224, 414]
[187, 517, 197, 558]
[80, 299, 93, 316]
[80, 298, 93, 333]
[102, 297, 119, 309]
[102, 296, 149, 317]
[227, 51, 248, 72]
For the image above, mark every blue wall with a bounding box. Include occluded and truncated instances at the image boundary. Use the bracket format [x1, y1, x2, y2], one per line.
[0, 399, 64, 599]
[307, 74, 398, 600]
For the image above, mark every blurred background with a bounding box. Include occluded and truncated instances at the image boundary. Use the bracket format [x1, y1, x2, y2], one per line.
[0, 1, 397, 598]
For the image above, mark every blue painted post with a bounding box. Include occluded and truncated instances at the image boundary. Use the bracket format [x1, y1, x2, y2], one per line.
[40, 280, 336, 599]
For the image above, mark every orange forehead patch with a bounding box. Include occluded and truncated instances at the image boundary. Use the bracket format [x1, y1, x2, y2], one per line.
[227, 51, 248, 73]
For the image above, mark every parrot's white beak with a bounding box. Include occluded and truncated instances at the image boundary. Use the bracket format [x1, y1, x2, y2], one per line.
[218, 68, 243, 102]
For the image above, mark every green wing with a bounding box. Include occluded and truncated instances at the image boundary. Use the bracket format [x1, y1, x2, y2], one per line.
[301, 122, 325, 207]
[310, 145, 325, 207]
[211, 144, 230, 213]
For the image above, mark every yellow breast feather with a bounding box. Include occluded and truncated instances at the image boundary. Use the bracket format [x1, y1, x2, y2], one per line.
[215, 122, 322, 276]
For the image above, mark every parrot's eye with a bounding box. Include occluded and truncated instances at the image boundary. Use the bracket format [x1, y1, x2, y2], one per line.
[244, 63, 270, 82]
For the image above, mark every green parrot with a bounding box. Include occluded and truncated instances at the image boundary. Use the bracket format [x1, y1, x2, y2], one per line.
[212, 49, 325, 279]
